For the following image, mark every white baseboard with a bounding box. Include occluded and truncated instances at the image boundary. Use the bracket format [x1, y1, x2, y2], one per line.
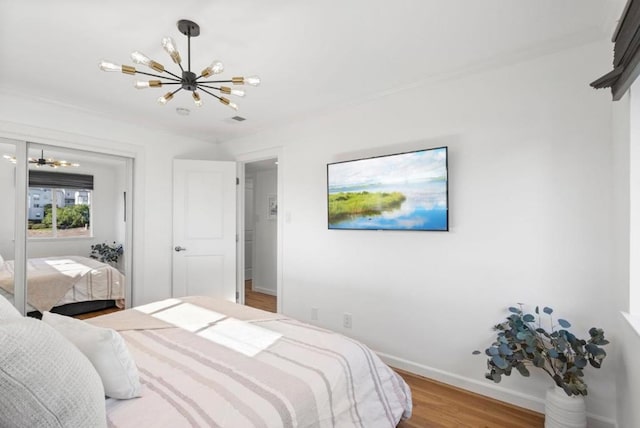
[252, 286, 277, 296]
[376, 351, 616, 428]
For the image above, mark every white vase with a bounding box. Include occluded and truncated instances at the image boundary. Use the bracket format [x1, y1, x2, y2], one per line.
[544, 386, 586, 428]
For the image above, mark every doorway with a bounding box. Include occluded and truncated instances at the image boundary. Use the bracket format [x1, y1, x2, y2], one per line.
[243, 158, 278, 313]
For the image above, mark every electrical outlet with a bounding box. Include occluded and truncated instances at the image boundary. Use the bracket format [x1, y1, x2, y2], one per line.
[311, 307, 318, 321]
[343, 313, 352, 329]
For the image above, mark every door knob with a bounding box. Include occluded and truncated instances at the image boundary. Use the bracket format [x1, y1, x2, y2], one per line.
[174, 246, 187, 252]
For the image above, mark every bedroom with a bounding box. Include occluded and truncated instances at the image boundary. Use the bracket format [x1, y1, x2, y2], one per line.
[0, 0, 639, 427]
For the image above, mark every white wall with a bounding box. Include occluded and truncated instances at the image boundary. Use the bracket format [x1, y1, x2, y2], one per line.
[613, 84, 640, 428]
[0, 92, 221, 306]
[220, 40, 619, 425]
[630, 87, 640, 314]
[252, 168, 278, 295]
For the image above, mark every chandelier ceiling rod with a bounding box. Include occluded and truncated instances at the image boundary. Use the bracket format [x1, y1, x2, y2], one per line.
[99, 19, 260, 111]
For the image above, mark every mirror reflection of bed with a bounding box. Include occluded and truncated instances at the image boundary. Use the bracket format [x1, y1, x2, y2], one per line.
[0, 254, 125, 319]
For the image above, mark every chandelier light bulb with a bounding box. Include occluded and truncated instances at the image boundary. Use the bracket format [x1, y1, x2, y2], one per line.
[157, 92, 174, 105]
[133, 80, 162, 89]
[192, 92, 203, 107]
[131, 51, 165, 73]
[220, 86, 245, 97]
[219, 97, 238, 111]
[99, 60, 135, 75]
[131, 51, 151, 65]
[98, 60, 122, 72]
[161, 36, 182, 64]
[245, 75, 261, 86]
[201, 60, 224, 77]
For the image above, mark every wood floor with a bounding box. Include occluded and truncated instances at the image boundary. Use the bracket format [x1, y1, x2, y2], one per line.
[78, 286, 543, 426]
[245, 279, 277, 312]
[395, 369, 543, 427]
[74, 306, 121, 319]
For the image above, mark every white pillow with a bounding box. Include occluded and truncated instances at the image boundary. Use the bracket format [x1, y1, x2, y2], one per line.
[42, 311, 141, 399]
[0, 293, 21, 320]
[0, 317, 106, 428]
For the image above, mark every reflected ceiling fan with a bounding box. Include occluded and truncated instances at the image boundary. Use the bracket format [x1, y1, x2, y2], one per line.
[2, 150, 79, 168]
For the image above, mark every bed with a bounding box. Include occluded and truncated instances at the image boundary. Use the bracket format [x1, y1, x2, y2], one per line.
[0, 254, 125, 315]
[84, 296, 413, 427]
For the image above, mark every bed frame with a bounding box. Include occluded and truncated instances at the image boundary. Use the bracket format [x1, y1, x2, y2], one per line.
[27, 299, 117, 319]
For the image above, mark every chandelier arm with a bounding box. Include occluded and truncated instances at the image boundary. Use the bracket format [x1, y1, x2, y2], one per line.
[198, 87, 223, 101]
[162, 69, 183, 80]
[169, 87, 184, 96]
[197, 80, 234, 84]
[135, 70, 181, 82]
[197, 84, 222, 91]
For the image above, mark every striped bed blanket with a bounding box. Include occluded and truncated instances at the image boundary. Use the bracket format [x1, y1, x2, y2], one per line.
[88, 297, 412, 427]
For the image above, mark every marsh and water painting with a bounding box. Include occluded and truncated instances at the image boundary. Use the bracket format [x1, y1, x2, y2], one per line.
[327, 147, 448, 231]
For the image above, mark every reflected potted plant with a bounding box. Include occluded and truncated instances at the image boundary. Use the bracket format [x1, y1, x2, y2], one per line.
[473, 304, 609, 427]
[90, 241, 123, 264]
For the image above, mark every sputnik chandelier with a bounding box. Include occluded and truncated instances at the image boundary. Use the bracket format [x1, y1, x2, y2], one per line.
[99, 19, 260, 111]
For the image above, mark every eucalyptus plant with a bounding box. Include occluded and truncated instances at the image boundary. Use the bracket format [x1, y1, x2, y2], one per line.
[473, 304, 609, 396]
[90, 241, 123, 264]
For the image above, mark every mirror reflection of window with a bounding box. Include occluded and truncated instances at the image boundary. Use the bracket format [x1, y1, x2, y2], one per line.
[27, 185, 92, 239]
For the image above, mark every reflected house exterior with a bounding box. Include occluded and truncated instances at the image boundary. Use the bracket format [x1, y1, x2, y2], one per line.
[28, 188, 91, 222]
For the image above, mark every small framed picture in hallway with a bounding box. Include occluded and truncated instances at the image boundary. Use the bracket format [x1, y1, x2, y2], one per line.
[268, 194, 277, 220]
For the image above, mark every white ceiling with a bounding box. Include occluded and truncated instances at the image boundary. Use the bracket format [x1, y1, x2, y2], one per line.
[0, 0, 624, 144]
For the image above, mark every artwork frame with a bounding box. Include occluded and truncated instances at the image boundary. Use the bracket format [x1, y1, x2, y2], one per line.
[267, 194, 277, 220]
[327, 146, 448, 231]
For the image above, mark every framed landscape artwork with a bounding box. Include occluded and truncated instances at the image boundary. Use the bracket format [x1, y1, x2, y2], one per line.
[327, 146, 448, 231]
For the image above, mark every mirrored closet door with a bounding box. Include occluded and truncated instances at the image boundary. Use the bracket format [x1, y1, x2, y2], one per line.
[1, 139, 133, 316]
[0, 138, 19, 309]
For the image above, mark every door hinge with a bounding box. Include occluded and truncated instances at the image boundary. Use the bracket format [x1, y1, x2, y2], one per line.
[236, 234, 239, 242]
[236, 177, 239, 185]
[236, 291, 239, 302]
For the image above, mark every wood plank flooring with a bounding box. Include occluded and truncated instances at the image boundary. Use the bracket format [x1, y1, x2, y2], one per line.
[74, 306, 122, 319]
[78, 285, 543, 426]
[395, 369, 543, 427]
[245, 279, 277, 313]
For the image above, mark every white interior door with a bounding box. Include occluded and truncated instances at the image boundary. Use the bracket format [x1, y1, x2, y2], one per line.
[172, 159, 236, 301]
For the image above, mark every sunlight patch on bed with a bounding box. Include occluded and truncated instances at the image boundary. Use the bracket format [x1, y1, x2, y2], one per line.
[149, 302, 225, 332]
[197, 318, 283, 357]
[44, 259, 90, 277]
[134, 298, 183, 314]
